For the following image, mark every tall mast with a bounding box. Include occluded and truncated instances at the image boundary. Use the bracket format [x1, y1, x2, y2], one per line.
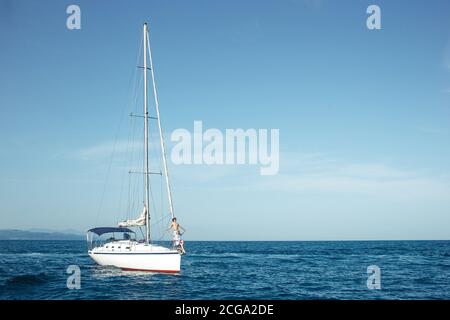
[147, 25, 175, 219]
[143, 23, 150, 244]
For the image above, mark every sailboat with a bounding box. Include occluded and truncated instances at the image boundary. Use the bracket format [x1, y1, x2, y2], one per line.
[87, 23, 182, 273]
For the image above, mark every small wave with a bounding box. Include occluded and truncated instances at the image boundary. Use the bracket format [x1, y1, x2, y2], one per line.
[188, 253, 244, 259]
[0, 253, 43, 256]
[89, 265, 177, 279]
[6, 273, 49, 286]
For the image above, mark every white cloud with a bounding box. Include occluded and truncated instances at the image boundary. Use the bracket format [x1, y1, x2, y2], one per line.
[417, 125, 448, 135]
[72, 139, 165, 161]
[246, 153, 450, 201]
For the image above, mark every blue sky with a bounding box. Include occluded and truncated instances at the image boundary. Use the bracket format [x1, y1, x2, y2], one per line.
[1, 0, 450, 240]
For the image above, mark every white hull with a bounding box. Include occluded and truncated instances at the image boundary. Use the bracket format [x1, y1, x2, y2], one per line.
[89, 241, 181, 273]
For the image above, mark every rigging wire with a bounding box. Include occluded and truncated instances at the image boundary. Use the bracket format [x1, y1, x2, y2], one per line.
[95, 32, 142, 227]
[117, 42, 142, 224]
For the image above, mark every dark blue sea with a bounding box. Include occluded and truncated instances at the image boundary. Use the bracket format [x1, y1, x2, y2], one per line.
[0, 240, 449, 300]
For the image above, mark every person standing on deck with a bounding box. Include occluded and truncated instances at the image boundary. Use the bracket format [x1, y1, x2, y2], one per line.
[167, 217, 185, 253]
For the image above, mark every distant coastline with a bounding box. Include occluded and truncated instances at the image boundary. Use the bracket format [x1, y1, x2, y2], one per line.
[0, 229, 84, 240]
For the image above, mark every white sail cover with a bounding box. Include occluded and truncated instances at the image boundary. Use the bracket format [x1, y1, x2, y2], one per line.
[118, 207, 147, 227]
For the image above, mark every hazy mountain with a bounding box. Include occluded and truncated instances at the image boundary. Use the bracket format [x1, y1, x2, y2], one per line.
[0, 229, 84, 240]
[27, 228, 85, 236]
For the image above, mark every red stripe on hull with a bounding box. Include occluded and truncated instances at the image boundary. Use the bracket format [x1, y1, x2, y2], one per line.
[121, 267, 180, 274]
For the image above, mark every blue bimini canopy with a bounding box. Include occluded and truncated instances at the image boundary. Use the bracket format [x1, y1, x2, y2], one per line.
[87, 227, 135, 236]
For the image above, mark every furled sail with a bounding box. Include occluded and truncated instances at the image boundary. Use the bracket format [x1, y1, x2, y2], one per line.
[118, 207, 147, 227]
